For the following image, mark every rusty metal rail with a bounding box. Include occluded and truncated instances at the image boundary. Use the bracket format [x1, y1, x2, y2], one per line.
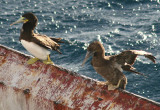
[0, 44, 160, 110]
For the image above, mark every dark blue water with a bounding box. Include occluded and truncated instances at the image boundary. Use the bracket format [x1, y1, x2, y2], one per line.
[0, 0, 160, 102]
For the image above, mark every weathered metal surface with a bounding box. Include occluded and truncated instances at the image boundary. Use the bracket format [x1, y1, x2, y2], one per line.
[0, 45, 160, 110]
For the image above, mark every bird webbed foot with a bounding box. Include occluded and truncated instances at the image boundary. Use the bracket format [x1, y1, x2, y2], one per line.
[43, 60, 54, 65]
[42, 55, 54, 65]
[108, 79, 122, 91]
[27, 57, 39, 64]
[108, 84, 118, 90]
[97, 81, 109, 86]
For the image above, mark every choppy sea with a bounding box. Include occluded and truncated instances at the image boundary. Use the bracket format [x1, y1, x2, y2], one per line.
[0, 0, 160, 102]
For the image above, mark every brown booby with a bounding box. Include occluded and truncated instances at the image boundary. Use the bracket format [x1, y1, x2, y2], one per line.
[82, 41, 156, 90]
[10, 12, 63, 64]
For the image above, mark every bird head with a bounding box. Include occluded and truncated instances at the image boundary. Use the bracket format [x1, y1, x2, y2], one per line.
[10, 12, 38, 26]
[87, 41, 104, 53]
[82, 41, 105, 66]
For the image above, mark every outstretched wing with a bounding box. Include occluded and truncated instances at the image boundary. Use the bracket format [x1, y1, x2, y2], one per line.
[112, 50, 156, 77]
[32, 34, 62, 54]
[114, 50, 156, 65]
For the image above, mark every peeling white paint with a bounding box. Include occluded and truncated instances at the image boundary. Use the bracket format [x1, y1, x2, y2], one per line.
[0, 87, 56, 110]
[0, 45, 159, 110]
[0, 87, 28, 110]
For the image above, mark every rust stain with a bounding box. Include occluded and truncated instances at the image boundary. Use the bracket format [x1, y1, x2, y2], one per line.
[0, 45, 160, 110]
[53, 101, 73, 110]
[0, 55, 6, 66]
[13, 87, 21, 93]
[0, 82, 6, 91]
[23, 89, 30, 94]
[23, 89, 31, 100]
[108, 102, 116, 110]
[0, 82, 5, 86]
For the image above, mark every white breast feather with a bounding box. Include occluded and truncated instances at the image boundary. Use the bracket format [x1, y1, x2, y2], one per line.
[21, 40, 50, 60]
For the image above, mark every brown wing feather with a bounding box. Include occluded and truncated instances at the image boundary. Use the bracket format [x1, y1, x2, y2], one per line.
[50, 37, 64, 43]
[114, 50, 156, 65]
[122, 50, 137, 65]
[32, 34, 62, 54]
[114, 50, 155, 78]
[112, 50, 137, 65]
[144, 55, 156, 63]
[130, 50, 156, 63]
[122, 64, 148, 77]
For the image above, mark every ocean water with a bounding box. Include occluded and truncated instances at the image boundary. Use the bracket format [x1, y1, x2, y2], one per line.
[0, 0, 160, 102]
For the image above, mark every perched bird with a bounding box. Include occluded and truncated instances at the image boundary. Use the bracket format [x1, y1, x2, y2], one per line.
[10, 12, 63, 64]
[82, 41, 156, 90]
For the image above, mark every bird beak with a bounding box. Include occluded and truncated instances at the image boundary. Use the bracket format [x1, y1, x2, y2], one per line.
[10, 17, 28, 26]
[81, 51, 94, 66]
